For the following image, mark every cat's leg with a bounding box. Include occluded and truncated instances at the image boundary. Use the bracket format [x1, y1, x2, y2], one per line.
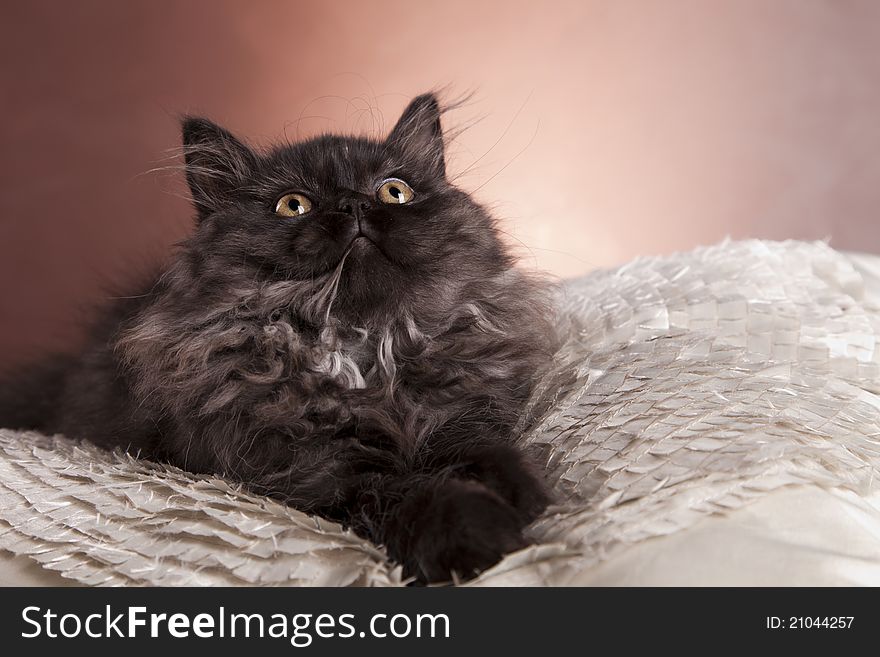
[349, 471, 530, 583]
[213, 434, 529, 582]
[417, 433, 551, 525]
[339, 433, 550, 583]
[177, 417, 545, 582]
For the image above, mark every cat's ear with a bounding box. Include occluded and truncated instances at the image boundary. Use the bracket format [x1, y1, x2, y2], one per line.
[181, 117, 256, 220]
[386, 93, 445, 177]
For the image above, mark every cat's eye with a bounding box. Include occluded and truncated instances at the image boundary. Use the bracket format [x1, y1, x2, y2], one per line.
[377, 178, 414, 204]
[275, 193, 313, 217]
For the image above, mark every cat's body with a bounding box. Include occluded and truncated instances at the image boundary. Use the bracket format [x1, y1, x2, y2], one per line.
[0, 94, 555, 582]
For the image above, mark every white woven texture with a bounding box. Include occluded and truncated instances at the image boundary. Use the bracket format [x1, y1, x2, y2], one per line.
[2, 239, 880, 586]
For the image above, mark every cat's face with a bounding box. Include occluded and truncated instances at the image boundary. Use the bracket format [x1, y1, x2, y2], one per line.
[181, 94, 511, 322]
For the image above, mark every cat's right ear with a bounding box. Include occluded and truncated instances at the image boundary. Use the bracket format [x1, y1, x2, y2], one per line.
[386, 93, 446, 177]
[181, 117, 256, 220]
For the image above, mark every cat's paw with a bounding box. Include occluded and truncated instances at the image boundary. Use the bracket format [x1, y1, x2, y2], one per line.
[394, 479, 528, 584]
[457, 444, 551, 525]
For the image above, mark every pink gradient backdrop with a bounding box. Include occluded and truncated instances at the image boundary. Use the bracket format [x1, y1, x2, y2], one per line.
[2, 0, 880, 366]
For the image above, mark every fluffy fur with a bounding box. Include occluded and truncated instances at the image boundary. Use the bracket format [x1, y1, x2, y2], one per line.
[0, 94, 556, 583]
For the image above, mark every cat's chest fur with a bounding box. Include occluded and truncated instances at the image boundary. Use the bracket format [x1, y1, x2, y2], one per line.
[241, 311, 450, 444]
[119, 272, 513, 447]
[292, 321, 397, 393]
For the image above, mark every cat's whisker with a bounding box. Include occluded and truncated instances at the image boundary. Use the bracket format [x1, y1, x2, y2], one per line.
[469, 118, 541, 195]
[454, 90, 533, 180]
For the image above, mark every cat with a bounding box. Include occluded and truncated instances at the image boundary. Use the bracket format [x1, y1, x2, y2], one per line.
[0, 93, 556, 583]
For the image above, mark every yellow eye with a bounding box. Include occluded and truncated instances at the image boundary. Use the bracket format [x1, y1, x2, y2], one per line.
[275, 193, 313, 217]
[377, 178, 414, 204]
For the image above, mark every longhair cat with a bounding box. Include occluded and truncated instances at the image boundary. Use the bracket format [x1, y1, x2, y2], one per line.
[0, 93, 556, 583]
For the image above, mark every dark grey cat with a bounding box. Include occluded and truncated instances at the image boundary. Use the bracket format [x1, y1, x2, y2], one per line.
[0, 94, 555, 583]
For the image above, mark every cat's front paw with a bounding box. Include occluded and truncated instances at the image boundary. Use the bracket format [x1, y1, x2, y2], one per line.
[393, 479, 528, 584]
[457, 443, 551, 525]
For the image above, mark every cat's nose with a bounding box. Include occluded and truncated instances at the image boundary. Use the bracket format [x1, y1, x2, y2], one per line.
[336, 194, 372, 219]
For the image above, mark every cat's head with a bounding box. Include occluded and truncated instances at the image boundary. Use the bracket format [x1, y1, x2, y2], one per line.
[180, 94, 513, 323]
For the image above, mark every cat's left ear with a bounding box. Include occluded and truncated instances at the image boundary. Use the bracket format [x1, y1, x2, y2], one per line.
[181, 117, 257, 220]
[386, 93, 446, 177]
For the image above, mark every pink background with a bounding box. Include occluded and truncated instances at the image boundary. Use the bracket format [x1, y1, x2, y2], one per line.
[2, 0, 880, 367]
